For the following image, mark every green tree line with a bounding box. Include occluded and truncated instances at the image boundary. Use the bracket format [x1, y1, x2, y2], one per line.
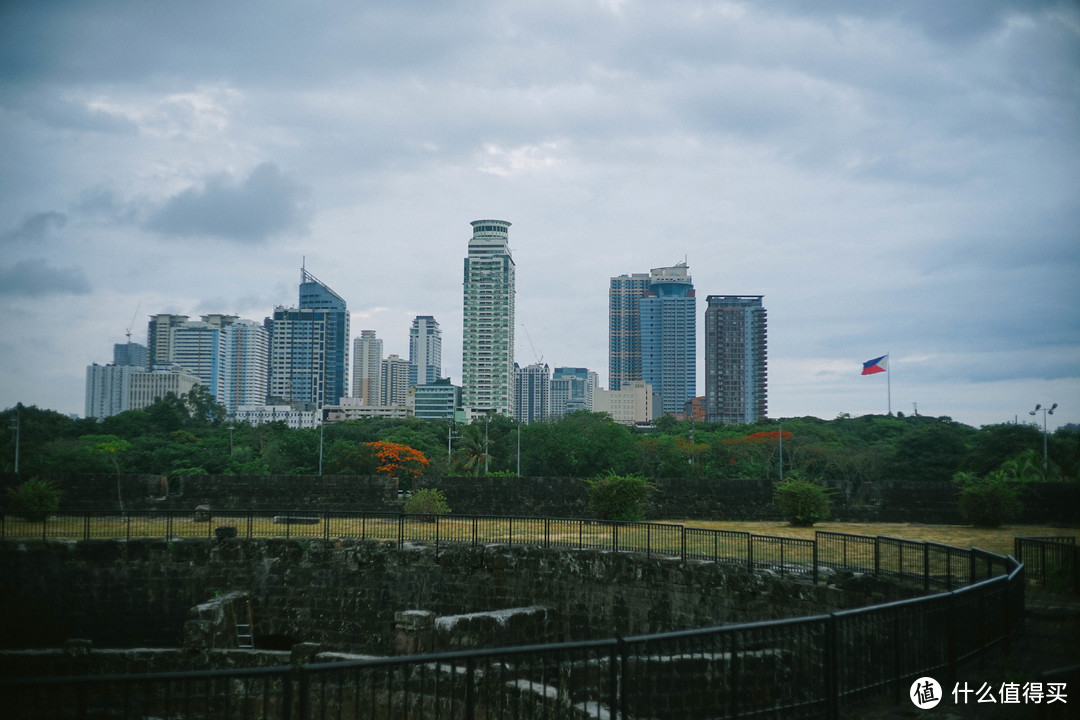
[1, 393, 1077, 489]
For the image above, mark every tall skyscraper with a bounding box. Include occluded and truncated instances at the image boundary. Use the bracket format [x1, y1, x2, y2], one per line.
[609, 263, 696, 415]
[608, 273, 650, 391]
[705, 295, 768, 424]
[641, 263, 696, 415]
[514, 362, 551, 424]
[352, 330, 383, 406]
[461, 219, 515, 420]
[268, 267, 350, 409]
[409, 315, 442, 387]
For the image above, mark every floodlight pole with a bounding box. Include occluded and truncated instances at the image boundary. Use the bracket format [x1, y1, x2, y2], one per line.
[1029, 403, 1057, 472]
[10, 402, 21, 475]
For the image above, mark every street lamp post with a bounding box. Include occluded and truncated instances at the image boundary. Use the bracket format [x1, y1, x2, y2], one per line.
[1029, 403, 1057, 473]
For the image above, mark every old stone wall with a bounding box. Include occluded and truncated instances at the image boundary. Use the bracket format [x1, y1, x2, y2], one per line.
[2, 473, 1077, 525]
[0, 538, 914, 655]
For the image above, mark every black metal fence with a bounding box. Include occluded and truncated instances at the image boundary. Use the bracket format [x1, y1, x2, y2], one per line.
[1015, 535, 1079, 594]
[1, 512, 1028, 719]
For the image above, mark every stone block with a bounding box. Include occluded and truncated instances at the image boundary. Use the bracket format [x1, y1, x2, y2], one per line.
[193, 505, 211, 522]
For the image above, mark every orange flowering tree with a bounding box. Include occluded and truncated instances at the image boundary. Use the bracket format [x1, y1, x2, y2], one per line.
[328, 440, 430, 482]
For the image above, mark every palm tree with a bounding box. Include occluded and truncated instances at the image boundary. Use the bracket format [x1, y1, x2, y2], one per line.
[452, 425, 490, 476]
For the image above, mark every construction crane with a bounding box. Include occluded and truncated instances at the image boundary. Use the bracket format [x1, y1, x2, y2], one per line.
[521, 324, 543, 366]
[125, 302, 141, 343]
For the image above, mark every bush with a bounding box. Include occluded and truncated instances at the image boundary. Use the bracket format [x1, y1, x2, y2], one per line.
[773, 475, 832, 527]
[5, 477, 61, 521]
[587, 472, 655, 522]
[956, 472, 1022, 528]
[404, 488, 451, 519]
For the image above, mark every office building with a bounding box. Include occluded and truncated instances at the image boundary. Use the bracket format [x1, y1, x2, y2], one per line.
[409, 315, 442, 387]
[352, 330, 383, 406]
[514, 362, 550, 424]
[412, 377, 461, 421]
[594, 381, 660, 426]
[268, 268, 350, 409]
[705, 295, 768, 424]
[461, 219, 515, 420]
[551, 367, 597, 418]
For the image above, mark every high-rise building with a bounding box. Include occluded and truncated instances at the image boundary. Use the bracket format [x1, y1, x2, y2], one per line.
[514, 362, 550, 424]
[461, 219, 515, 421]
[113, 342, 147, 368]
[705, 295, 768, 424]
[640, 263, 696, 416]
[550, 367, 597, 418]
[409, 315, 442, 387]
[381, 354, 410, 407]
[268, 268, 350, 409]
[222, 318, 269, 414]
[352, 330, 383, 406]
[608, 273, 650, 391]
[85, 363, 139, 419]
[146, 314, 189, 368]
[170, 319, 227, 399]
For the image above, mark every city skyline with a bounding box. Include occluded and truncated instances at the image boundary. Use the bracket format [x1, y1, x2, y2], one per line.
[1, 2, 1077, 430]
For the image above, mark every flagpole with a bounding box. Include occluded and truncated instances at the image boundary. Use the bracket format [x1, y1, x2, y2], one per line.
[887, 352, 892, 416]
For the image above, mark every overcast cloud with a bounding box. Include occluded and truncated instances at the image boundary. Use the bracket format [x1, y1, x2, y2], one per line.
[0, 0, 1076, 429]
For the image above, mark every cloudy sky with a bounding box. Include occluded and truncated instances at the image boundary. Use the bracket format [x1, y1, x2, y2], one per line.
[1, 0, 1077, 430]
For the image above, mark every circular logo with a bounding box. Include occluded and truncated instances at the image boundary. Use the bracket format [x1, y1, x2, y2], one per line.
[910, 677, 942, 709]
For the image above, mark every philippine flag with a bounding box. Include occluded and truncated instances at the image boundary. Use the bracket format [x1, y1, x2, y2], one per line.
[861, 355, 888, 375]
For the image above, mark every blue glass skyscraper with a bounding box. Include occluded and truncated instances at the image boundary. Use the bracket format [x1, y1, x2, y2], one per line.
[639, 263, 696, 416]
[269, 267, 350, 409]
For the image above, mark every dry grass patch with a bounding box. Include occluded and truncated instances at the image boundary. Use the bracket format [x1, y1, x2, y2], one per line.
[665, 520, 1079, 557]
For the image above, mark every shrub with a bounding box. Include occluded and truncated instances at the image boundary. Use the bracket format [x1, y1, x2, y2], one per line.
[955, 471, 1022, 528]
[404, 488, 451, 519]
[773, 475, 832, 527]
[5, 477, 61, 521]
[587, 472, 654, 522]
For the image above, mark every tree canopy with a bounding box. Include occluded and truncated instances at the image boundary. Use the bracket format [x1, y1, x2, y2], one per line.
[1, 399, 1076, 486]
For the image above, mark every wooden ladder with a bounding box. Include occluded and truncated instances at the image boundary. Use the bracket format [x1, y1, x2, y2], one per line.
[234, 597, 255, 649]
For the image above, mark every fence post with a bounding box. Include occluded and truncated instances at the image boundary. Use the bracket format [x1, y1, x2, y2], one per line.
[813, 540, 819, 585]
[613, 522, 618, 554]
[544, 517, 550, 549]
[472, 516, 478, 549]
[946, 591, 958, 690]
[296, 666, 309, 720]
[84, 512, 91, 541]
[465, 655, 476, 719]
[398, 514, 404, 550]
[825, 615, 839, 720]
[323, 511, 329, 542]
[435, 514, 440, 554]
[923, 543, 930, 592]
[680, 526, 686, 562]
[747, 534, 753, 570]
[609, 640, 621, 719]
